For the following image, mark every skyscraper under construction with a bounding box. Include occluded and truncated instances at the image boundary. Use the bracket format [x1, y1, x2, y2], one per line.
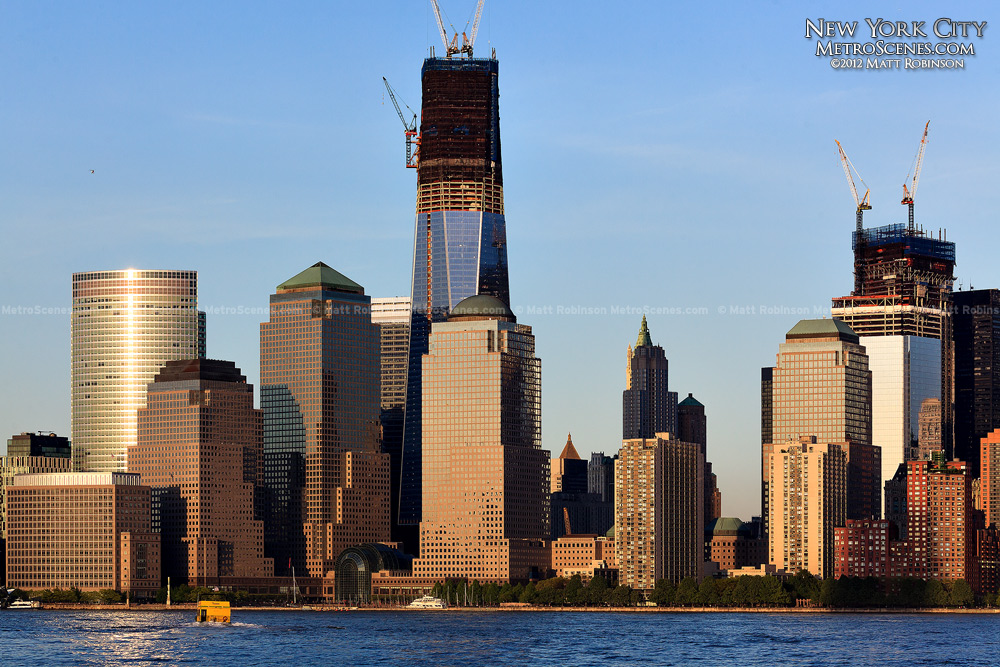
[398, 50, 511, 534]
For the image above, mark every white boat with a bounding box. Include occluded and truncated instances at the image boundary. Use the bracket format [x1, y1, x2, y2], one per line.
[407, 595, 448, 609]
[7, 600, 39, 609]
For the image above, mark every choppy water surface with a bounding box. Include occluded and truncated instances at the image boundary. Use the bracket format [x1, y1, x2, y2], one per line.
[1, 610, 997, 666]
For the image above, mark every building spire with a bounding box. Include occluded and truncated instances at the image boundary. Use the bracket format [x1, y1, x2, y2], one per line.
[636, 315, 653, 347]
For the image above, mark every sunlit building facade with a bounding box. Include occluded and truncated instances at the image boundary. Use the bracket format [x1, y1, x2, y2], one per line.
[399, 56, 511, 529]
[412, 295, 549, 582]
[260, 262, 389, 577]
[71, 270, 204, 473]
[131, 359, 273, 586]
[615, 434, 704, 590]
[623, 317, 677, 440]
[764, 437, 847, 579]
[5, 472, 160, 596]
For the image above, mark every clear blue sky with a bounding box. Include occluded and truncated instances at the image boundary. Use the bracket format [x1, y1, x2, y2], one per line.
[2, 1, 998, 516]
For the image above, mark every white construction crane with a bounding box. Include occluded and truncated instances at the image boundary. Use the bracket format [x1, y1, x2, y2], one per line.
[901, 121, 930, 231]
[429, 0, 485, 58]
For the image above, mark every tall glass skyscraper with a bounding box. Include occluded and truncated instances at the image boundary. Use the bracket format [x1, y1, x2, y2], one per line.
[399, 56, 510, 530]
[623, 316, 677, 440]
[71, 270, 203, 472]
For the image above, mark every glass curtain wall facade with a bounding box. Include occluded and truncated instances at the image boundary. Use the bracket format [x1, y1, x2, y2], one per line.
[71, 270, 202, 473]
[400, 56, 510, 531]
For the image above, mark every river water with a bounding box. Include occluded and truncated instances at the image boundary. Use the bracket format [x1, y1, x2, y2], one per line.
[1, 609, 996, 666]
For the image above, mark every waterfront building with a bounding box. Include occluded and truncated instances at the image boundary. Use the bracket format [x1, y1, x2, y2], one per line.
[833, 519, 897, 580]
[763, 437, 847, 579]
[615, 434, 704, 590]
[333, 543, 413, 604]
[71, 270, 204, 472]
[704, 517, 766, 573]
[260, 263, 389, 577]
[131, 359, 273, 585]
[623, 317, 677, 440]
[831, 224, 955, 490]
[763, 319, 880, 522]
[372, 297, 412, 548]
[954, 289, 1000, 477]
[0, 436, 72, 584]
[900, 458, 976, 585]
[5, 472, 160, 597]
[399, 53, 512, 530]
[411, 295, 549, 582]
[551, 534, 617, 581]
[982, 428, 1000, 528]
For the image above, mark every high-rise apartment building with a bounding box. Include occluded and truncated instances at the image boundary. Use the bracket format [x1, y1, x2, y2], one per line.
[5, 472, 160, 596]
[763, 437, 847, 579]
[412, 295, 549, 582]
[131, 359, 273, 585]
[399, 54, 511, 529]
[371, 296, 412, 547]
[72, 270, 204, 472]
[623, 317, 677, 440]
[763, 319, 880, 522]
[615, 434, 704, 589]
[831, 224, 955, 489]
[953, 289, 1000, 477]
[677, 393, 721, 526]
[981, 429, 1000, 529]
[260, 262, 389, 577]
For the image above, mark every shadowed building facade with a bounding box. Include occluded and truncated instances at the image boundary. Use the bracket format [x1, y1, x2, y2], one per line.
[399, 56, 511, 532]
[953, 289, 1000, 478]
[623, 317, 677, 440]
[131, 359, 272, 585]
[550, 435, 613, 540]
[72, 270, 205, 472]
[412, 295, 549, 583]
[260, 263, 389, 577]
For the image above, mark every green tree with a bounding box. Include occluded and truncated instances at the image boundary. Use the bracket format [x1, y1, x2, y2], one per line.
[609, 585, 633, 607]
[674, 577, 699, 606]
[484, 582, 501, 606]
[649, 578, 676, 606]
[564, 575, 584, 606]
[948, 580, 974, 608]
[519, 582, 538, 604]
[497, 583, 515, 604]
[924, 579, 948, 607]
[786, 570, 821, 603]
[585, 576, 609, 606]
[697, 578, 721, 606]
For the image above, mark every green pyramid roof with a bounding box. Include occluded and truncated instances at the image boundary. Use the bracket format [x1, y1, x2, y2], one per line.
[277, 262, 364, 294]
[679, 393, 703, 408]
[636, 315, 653, 347]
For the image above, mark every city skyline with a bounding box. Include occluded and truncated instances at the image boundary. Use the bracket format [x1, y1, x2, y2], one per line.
[4, 2, 1000, 516]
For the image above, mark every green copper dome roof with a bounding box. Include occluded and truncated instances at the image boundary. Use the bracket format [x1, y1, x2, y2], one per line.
[449, 294, 516, 322]
[706, 517, 744, 534]
[636, 315, 653, 347]
[277, 262, 364, 294]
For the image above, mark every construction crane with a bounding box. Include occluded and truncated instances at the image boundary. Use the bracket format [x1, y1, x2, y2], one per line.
[835, 140, 872, 236]
[901, 120, 930, 231]
[836, 139, 872, 296]
[563, 507, 573, 536]
[430, 0, 485, 58]
[383, 77, 419, 168]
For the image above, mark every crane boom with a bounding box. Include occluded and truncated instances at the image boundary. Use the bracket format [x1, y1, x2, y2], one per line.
[901, 120, 929, 231]
[835, 140, 871, 235]
[469, 0, 484, 50]
[429, 0, 450, 53]
[382, 77, 419, 168]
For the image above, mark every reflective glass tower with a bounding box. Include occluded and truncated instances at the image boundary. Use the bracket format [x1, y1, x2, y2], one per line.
[399, 55, 510, 530]
[71, 270, 203, 472]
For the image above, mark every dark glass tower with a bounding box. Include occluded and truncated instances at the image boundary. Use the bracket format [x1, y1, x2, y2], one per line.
[622, 316, 677, 440]
[398, 56, 510, 534]
[953, 289, 1000, 477]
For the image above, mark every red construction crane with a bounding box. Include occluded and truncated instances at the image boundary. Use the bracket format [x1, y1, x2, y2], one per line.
[901, 121, 930, 231]
[383, 77, 419, 169]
